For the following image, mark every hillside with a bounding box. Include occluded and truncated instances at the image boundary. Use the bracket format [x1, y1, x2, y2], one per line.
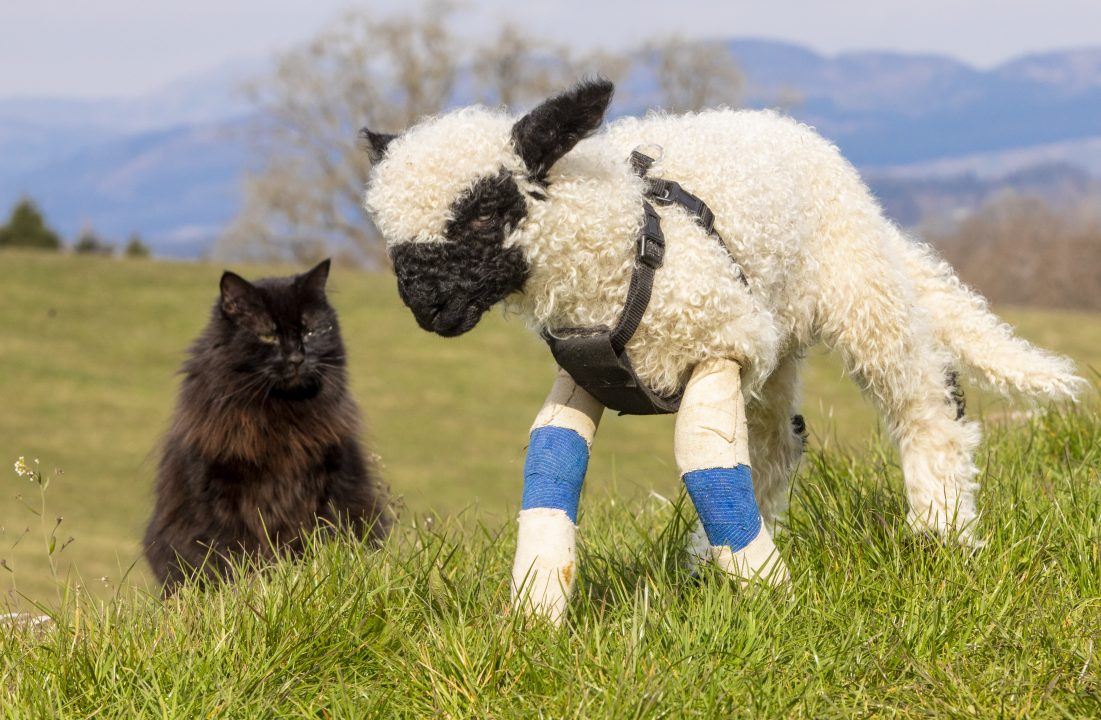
[3, 427, 1100, 717]
[2, 251, 1098, 607]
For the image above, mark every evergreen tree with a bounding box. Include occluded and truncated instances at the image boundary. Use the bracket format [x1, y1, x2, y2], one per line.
[124, 233, 151, 258]
[0, 198, 62, 250]
[73, 228, 114, 256]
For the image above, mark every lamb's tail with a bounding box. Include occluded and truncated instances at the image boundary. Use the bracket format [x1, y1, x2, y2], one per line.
[888, 229, 1088, 402]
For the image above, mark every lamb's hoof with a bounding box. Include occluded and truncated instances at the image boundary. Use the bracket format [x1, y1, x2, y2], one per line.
[0, 612, 52, 630]
[906, 510, 986, 550]
[710, 530, 790, 587]
[684, 521, 711, 577]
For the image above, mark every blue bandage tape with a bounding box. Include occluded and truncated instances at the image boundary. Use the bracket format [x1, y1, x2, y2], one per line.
[521, 426, 589, 523]
[683, 465, 761, 550]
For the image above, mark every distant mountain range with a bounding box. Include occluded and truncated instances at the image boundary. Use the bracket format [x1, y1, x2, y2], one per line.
[1, 42, 1099, 257]
[722, 40, 1101, 167]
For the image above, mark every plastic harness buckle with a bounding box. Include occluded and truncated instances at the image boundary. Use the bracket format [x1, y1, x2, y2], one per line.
[638, 204, 665, 269]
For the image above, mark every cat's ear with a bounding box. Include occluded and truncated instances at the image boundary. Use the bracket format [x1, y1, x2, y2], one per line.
[511, 79, 614, 181]
[299, 259, 331, 297]
[220, 271, 259, 317]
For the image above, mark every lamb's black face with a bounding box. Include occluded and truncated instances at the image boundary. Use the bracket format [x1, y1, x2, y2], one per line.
[366, 78, 615, 337]
[389, 170, 530, 337]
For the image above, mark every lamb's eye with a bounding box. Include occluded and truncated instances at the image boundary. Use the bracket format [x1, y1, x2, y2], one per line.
[469, 213, 495, 231]
[258, 333, 277, 344]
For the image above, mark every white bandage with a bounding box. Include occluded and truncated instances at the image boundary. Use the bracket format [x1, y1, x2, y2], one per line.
[675, 358, 788, 586]
[512, 507, 578, 624]
[531, 368, 603, 439]
[674, 358, 750, 471]
[512, 369, 604, 624]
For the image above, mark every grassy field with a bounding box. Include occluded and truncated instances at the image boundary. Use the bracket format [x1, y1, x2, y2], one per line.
[1, 250, 1100, 715]
[1, 249, 1099, 605]
[1, 409, 1099, 716]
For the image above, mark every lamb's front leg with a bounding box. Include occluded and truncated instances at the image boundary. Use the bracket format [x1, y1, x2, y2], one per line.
[511, 369, 604, 624]
[676, 358, 788, 585]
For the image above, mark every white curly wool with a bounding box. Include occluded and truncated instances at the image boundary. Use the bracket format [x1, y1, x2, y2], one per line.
[367, 101, 1086, 545]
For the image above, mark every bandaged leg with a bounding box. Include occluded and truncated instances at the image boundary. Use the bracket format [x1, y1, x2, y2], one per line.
[511, 369, 603, 624]
[675, 358, 788, 586]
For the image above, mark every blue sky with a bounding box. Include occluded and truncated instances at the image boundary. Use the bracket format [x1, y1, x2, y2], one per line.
[3, 0, 1100, 98]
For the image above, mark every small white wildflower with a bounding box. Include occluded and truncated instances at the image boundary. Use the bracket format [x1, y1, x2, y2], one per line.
[13, 457, 29, 478]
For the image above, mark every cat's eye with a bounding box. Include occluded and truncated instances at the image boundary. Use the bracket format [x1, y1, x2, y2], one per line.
[258, 333, 277, 344]
[304, 324, 332, 340]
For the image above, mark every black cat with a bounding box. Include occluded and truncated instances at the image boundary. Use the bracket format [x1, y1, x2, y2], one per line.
[144, 260, 390, 593]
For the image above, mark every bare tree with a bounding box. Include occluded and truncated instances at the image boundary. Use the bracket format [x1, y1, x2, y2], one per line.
[471, 23, 561, 109]
[218, 5, 620, 266]
[931, 192, 1101, 311]
[650, 36, 744, 113]
[219, 8, 749, 266]
[468, 24, 632, 113]
[562, 48, 632, 102]
[217, 3, 458, 266]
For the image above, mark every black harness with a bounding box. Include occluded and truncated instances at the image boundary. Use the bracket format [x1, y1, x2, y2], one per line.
[542, 151, 742, 415]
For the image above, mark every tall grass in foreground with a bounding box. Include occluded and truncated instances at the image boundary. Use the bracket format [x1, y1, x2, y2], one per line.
[2, 408, 1099, 718]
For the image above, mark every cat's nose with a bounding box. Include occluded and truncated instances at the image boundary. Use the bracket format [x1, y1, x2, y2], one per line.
[287, 351, 305, 367]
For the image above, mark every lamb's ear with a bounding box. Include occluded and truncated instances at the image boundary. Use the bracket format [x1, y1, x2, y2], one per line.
[359, 127, 398, 164]
[511, 79, 614, 181]
[220, 271, 259, 317]
[299, 258, 331, 296]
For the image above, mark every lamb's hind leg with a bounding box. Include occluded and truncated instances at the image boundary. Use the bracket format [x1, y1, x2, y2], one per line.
[747, 353, 806, 535]
[511, 369, 604, 625]
[817, 247, 982, 541]
[676, 358, 788, 585]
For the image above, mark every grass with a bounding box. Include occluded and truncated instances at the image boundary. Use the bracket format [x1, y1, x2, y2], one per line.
[1, 249, 1100, 715]
[1, 249, 1100, 604]
[1, 408, 1099, 717]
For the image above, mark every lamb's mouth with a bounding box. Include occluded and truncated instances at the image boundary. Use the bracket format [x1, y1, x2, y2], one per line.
[421, 295, 489, 337]
[390, 240, 530, 338]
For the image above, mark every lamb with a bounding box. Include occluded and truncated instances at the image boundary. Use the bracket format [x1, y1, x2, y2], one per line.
[362, 79, 1085, 624]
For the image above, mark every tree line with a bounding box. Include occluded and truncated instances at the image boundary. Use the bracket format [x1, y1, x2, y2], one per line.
[930, 192, 1101, 311]
[0, 198, 150, 258]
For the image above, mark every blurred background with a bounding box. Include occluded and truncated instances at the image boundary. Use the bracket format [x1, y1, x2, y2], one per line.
[1, 0, 1099, 605]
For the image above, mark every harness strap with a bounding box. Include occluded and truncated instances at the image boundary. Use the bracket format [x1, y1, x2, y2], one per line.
[542, 150, 744, 415]
[609, 201, 663, 353]
[631, 151, 744, 283]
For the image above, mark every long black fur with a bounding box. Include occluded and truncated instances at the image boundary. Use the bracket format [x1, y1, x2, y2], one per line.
[143, 260, 390, 593]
